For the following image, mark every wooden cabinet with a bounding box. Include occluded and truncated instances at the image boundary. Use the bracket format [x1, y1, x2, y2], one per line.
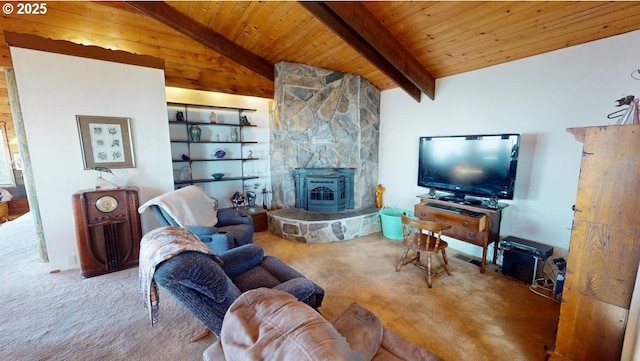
[236, 206, 268, 232]
[0, 199, 30, 223]
[168, 102, 263, 208]
[548, 125, 640, 361]
[72, 188, 142, 278]
[415, 197, 505, 273]
[8, 198, 29, 219]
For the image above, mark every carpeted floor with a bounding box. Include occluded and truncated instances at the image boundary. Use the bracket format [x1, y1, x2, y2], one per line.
[0, 213, 560, 361]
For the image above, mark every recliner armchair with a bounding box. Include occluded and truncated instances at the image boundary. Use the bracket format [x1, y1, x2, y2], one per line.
[152, 242, 324, 337]
[204, 288, 444, 361]
[221, 243, 324, 310]
[139, 186, 254, 254]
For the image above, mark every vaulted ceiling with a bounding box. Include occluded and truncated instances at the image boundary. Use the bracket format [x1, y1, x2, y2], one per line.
[2, 1, 640, 101]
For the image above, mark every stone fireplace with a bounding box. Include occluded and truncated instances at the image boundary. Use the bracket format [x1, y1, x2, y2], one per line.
[270, 61, 380, 211]
[267, 62, 381, 243]
[294, 168, 354, 212]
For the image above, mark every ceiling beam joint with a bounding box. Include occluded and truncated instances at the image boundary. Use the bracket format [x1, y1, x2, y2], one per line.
[300, 1, 435, 101]
[125, 1, 274, 82]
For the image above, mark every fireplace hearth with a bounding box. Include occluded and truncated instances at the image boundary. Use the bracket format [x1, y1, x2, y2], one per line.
[294, 168, 354, 213]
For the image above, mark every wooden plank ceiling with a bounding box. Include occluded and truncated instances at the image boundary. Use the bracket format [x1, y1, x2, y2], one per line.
[1, 2, 640, 101]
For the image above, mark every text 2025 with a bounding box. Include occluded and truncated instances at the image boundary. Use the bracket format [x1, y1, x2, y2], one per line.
[16, 3, 47, 15]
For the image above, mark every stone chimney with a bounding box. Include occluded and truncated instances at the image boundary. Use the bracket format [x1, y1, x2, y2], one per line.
[269, 61, 380, 210]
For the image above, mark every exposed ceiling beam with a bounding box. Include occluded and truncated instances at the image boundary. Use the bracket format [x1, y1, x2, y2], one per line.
[300, 2, 434, 102]
[325, 2, 436, 100]
[299, 2, 422, 102]
[125, 1, 274, 82]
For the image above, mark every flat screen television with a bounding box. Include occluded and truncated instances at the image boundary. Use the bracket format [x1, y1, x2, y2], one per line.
[418, 133, 520, 203]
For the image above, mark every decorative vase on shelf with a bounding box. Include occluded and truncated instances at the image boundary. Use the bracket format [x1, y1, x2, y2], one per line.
[230, 127, 239, 142]
[246, 191, 256, 208]
[189, 124, 201, 141]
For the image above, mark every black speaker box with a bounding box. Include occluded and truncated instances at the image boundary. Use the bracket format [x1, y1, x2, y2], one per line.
[502, 248, 537, 283]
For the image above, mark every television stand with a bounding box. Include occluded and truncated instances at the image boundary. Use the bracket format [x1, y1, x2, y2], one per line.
[415, 195, 507, 273]
[438, 195, 483, 206]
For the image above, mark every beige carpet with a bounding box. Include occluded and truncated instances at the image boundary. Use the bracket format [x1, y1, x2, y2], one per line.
[0, 213, 560, 361]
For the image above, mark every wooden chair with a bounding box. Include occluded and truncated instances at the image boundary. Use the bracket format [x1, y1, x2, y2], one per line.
[396, 213, 452, 288]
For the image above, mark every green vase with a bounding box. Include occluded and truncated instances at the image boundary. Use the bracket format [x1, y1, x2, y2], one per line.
[230, 127, 239, 142]
[189, 124, 201, 141]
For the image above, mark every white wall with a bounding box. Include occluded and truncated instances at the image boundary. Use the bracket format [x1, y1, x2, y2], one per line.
[10, 48, 174, 272]
[379, 30, 640, 258]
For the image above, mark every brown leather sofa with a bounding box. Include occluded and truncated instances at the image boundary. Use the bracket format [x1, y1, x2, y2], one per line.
[204, 288, 444, 361]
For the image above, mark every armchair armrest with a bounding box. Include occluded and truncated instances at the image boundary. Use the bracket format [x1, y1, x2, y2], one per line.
[273, 278, 317, 303]
[260, 255, 307, 281]
[155, 252, 231, 302]
[219, 244, 264, 278]
[185, 225, 219, 236]
[216, 208, 254, 227]
[184, 226, 234, 254]
[378, 328, 445, 361]
[261, 255, 325, 309]
[154, 251, 241, 337]
[217, 207, 241, 219]
[331, 303, 383, 361]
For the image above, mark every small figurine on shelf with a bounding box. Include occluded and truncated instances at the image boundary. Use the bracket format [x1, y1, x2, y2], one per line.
[247, 150, 254, 159]
[176, 111, 185, 121]
[240, 115, 251, 126]
[209, 111, 217, 124]
[178, 166, 191, 181]
[231, 191, 245, 209]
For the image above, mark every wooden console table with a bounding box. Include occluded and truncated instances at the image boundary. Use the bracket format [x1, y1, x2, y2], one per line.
[415, 196, 507, 273]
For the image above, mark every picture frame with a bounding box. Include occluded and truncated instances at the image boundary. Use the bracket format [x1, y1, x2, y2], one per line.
[76, 115, 135, 169]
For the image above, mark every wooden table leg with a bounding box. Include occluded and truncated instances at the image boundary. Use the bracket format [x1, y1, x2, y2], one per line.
[480, 236, 488, 273]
